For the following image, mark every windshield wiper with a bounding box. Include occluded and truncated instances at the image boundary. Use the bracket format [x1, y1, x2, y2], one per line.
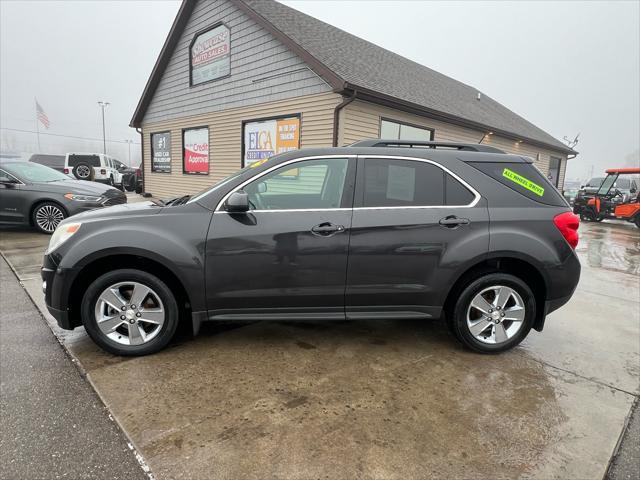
[165, 195, 191, 206]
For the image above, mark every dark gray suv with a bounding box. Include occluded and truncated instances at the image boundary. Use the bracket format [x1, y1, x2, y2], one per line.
[42, 140, 580, 356]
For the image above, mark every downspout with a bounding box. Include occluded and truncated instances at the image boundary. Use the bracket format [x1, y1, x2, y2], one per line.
[136, 127, 145, 194]
[332, 91, 357, 147]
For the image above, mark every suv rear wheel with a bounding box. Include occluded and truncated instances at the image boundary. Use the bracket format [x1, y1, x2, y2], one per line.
[449, 273, 535, 353]
[81, 269, 179, 356]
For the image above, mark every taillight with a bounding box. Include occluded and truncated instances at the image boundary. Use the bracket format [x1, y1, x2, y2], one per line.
[100, 169, 106, 175]
[63, 168, 69, 174]
[553, 212, 580, 249]
[136, 168, 141, 176]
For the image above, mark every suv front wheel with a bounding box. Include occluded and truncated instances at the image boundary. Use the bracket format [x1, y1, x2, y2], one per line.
[449, 273, 535, 353]
[81, 269, 179, 356]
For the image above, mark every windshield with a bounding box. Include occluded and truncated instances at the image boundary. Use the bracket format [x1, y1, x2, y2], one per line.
[585, 177, 604, 187]
[186, 165, 254, 204]
[1, 161, 69, 183]
[597, 174, 618, 195]
[613, 178, 630, 189]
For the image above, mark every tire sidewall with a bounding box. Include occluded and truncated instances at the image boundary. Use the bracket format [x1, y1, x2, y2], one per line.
[72, 163, 92, 180]
[452, 273, 536, 353]
[32, 202, 66, 234]
[81, 269, 179, 356]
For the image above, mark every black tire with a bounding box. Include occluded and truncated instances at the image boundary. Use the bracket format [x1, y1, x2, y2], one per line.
[32, 202, 67, 234]
[72, 162, 93, 181]
[634, 215, 640, 228]
[448, 273, 536, 354]
[124, 174, 136, 192]
[81, 269, 179, 356]
[108, 175, 114, 186]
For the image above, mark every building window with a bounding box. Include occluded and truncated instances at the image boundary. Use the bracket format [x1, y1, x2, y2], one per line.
[549, 156, 561, 187]
[190, 23, 230, 86]
[242, 114, 301, 167]
[380, 118, 434, 141]
[182, 127, 209, 175]
[151, 132, 171, 173]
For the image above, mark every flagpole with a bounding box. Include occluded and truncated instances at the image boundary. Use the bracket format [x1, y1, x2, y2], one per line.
[35, 98, 41, 151]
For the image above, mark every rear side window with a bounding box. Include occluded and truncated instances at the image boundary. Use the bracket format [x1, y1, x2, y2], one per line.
[469, 161, 567, 206]
[361, 158, 475, 207]
[68, 154, 100, 167]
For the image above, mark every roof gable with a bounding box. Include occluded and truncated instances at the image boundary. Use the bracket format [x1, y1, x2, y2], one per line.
[131, 0, 574, 154]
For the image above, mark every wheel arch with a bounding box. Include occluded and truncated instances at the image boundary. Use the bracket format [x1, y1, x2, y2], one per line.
[443, 255, 548, 332]
[29, 199, 69, 227]
[67, 251, 193, 330]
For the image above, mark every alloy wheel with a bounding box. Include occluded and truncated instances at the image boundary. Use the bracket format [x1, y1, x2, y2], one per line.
[35, 205, 65, 233]
[94, 281, 165, 346]
[466, 285, 526, 345]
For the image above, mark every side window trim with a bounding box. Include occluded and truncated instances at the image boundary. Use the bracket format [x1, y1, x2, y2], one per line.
[214, 155, 358, 213]
[0, 169, 24, 185]
[354, 155, 480, 210]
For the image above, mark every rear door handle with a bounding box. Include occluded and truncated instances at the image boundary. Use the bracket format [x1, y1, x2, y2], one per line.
[439, 216, 470, 228]
[311, 222, 345, 236]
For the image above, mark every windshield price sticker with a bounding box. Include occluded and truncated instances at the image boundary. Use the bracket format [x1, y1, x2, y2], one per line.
[502, 168, 545, 196]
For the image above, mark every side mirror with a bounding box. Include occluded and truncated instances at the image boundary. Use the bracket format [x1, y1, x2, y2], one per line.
[631, 187, 637, 194]
[0, 178, 17, 187]
[225, 190, 250, 213]
[580, 185, 585, 189]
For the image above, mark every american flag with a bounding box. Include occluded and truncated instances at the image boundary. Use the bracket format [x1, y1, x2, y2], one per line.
[35, 100, 50, 129]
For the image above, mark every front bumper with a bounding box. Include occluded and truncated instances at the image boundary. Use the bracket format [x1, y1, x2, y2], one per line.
[41, 255, 77, 330]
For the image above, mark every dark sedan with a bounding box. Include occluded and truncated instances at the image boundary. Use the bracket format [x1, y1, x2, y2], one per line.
[0, 161, 126, 233]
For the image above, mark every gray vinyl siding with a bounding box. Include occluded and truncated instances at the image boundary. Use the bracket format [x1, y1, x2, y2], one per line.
[339, 100, 570, 189]
[143, 0, 331, 124]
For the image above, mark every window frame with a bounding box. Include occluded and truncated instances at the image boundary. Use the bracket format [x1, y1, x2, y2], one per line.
[150, 131, 172, 173]
[189, 22, 231, 87]
[182, 126, 210, 176]
[241, 113, 302, 169]
[379, 117, 435, 141]
[215, 155, 357, 213]
[354, 156, 480, 209]
[548, 156, 562, 187]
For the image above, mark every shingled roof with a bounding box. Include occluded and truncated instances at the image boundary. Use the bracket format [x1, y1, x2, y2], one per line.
[131, 0, 575, 154]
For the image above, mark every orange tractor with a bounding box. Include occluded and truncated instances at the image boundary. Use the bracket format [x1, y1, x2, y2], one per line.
[579, 168, 640, 227]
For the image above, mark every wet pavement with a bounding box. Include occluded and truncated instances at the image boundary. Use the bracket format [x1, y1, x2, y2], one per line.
[0, 218, 638, 479]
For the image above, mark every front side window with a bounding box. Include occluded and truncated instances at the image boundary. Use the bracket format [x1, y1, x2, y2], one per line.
[361, 158, 472, 207]
[244, 158, 349, 210]
[380, 119, 433, 141]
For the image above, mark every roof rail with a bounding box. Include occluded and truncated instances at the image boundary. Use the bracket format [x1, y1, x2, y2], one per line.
[350, 139, 505, 154]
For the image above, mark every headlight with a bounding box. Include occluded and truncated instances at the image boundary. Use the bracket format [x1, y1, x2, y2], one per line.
[47, 222, 81, 254]
[64, 193, 102, 202]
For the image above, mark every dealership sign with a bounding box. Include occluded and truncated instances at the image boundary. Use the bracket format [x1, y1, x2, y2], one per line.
[183, 127, 209, 174]
[243, 116, 300, 167]
[151, 132, 171, 173]
[190, 24, 230, 85]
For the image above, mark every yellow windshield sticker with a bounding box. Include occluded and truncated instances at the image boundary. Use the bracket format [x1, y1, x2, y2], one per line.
[249, 159, 269, 168]
[502, 168, 545, 196]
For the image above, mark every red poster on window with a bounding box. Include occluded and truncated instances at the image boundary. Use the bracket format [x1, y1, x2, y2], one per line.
[183, 127, 209, 174]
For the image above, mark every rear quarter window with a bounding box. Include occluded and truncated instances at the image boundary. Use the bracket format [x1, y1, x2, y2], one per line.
[68, 154, 100, 167]
[469, 161, 567, 206]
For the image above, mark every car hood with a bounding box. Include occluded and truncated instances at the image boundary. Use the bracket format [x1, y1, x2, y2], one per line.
[30, 179, 120, 196]
[69, 201, 163, 222]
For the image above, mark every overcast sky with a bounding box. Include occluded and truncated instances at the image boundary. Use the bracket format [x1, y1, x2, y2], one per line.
[1, 0, 638, 179]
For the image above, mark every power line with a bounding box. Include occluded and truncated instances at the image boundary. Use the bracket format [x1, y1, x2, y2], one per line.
[0, 127, 140, 145]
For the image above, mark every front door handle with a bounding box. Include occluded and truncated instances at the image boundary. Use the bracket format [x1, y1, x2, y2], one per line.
[439, 216, 470, 228]
[311, 222, 345, 236]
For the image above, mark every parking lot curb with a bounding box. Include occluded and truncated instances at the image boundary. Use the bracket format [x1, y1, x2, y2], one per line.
[0, 250, 155, 480]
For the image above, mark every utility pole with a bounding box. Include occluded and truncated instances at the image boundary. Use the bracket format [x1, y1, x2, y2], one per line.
[97, 101, 110, 154]
[124, 139, 133, 164]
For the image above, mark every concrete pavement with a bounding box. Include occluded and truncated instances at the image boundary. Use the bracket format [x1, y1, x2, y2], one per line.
[0, 216, 638, 479]
[0, 257, 149, 480]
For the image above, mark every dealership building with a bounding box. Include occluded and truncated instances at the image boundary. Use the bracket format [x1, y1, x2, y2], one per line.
[131, 0, 577, 198]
